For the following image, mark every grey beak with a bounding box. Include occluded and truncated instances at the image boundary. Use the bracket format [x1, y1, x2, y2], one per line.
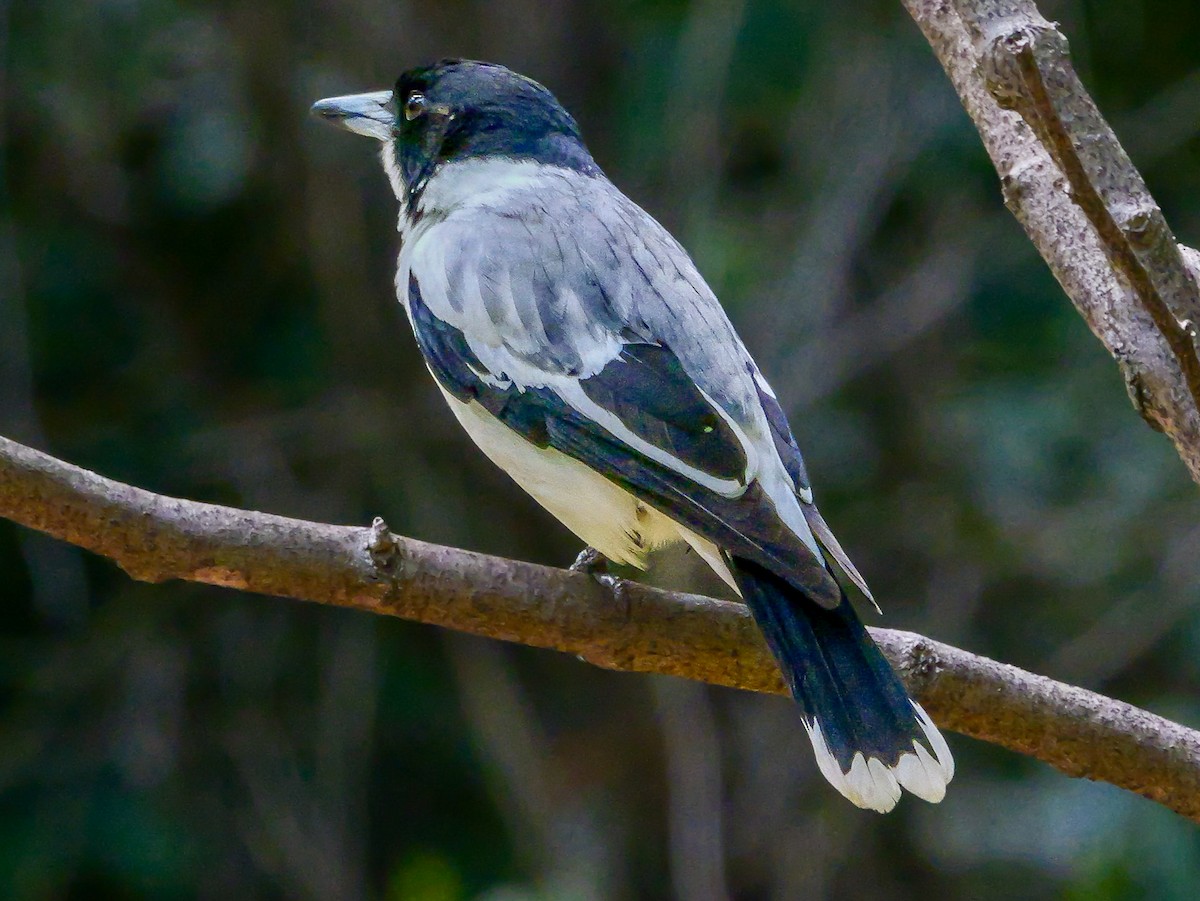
[310, 90, 395, 141]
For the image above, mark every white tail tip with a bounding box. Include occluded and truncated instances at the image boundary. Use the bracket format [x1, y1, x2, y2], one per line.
[802, 702, 955, 813]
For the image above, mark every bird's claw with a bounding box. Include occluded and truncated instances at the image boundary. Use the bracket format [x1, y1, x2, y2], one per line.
[570, 546, 609, 575]
[593, 571, 625, 595]
[570, 547, 628, 597]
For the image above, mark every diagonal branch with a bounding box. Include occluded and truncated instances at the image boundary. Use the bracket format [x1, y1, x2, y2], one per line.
[2, 433, 1199, 820]
[902, 0, 1200, 483]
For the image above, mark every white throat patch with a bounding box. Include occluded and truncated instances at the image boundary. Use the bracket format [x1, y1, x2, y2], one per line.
[415, 157, 545, 214]
[382, 143, 406, 204]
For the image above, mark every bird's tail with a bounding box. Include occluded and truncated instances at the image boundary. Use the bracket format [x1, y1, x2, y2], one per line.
[729, 555, 954, 812]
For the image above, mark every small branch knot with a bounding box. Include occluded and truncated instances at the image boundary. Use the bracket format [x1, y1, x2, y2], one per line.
[910, 636, 941, 680]
[367, 516, 400, 573]
[1116, 205, 1159, 248]
[1118, 359, 1168, 433]
[893, 633, 943, 696]
[980, 20, 1067, 113]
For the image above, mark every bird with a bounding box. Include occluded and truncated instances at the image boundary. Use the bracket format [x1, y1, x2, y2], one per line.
[311, 59, 953, 812]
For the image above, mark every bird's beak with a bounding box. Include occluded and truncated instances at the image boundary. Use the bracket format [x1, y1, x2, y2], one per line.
[310, 90, 395, 141]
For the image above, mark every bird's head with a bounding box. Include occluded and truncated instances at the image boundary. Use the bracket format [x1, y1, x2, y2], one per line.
[311, 60, 598, 206]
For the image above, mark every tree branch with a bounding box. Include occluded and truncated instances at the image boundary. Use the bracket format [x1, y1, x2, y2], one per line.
[3, 434, 1199, 820]
[902, 0, 1200, 483]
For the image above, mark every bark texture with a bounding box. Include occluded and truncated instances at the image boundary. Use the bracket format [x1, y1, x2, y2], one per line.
[903, 0, 1200, 482]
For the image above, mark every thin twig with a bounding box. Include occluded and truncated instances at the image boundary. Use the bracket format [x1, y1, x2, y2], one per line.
[2, 434, 1200, 820]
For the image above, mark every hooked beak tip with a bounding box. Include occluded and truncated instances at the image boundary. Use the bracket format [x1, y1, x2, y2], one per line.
[309, 98, 345, 121]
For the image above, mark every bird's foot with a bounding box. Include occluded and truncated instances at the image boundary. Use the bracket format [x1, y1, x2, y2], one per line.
[570, 546, 626, 594]
[570, 546, 609, 576]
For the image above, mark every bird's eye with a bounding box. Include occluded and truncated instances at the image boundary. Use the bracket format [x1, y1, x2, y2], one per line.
[404, 92, 427, 121]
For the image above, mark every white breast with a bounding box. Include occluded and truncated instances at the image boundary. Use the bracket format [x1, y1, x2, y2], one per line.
[437, 384, 737, 590]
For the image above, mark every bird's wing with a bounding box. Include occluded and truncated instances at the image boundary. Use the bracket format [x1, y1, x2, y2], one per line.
[754, 369, 876, 605]
[403, 170, 843, 606]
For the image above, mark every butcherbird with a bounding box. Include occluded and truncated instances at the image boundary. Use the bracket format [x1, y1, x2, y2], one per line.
[312, 59, 953, 811]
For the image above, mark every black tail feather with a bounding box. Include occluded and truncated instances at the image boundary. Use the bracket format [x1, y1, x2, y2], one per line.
[729, 555, 953, 810]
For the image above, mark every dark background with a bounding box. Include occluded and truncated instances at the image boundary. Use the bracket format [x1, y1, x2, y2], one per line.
[2, 0, 1199, 898]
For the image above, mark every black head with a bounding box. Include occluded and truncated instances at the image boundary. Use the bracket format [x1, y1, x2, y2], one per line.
[399, 61, 600, 202]
[312, 60, 600, 208]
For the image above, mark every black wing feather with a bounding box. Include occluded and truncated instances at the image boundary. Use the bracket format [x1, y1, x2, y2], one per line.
[578, 342, 746, 482]
[751, 366, 812, 495]
[409, 274, 839, 605]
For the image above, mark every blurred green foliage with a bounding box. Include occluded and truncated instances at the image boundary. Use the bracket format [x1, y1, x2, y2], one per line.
[2, 0, 1199, 898]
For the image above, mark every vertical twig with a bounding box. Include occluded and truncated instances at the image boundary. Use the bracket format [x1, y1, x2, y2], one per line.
[902, 0, 1200, 483]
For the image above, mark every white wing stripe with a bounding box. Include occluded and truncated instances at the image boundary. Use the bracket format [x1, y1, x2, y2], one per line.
[554, 381, 748, 498]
